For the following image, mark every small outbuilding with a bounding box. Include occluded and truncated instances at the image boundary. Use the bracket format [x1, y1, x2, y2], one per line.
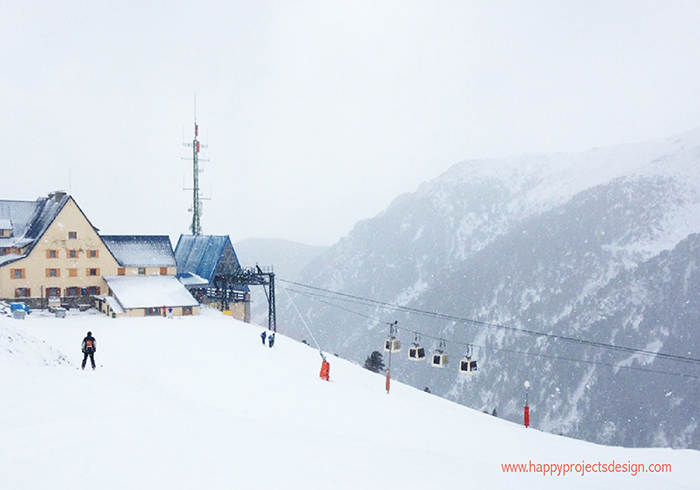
[101, 275, 199, 318]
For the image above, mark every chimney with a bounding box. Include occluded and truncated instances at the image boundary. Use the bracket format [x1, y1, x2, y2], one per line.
[48, 191, 67, 202]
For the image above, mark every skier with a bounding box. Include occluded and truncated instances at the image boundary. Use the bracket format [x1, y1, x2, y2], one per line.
[268, 332, 275, 348]
[81, 331, 97, 370]
[260, 331, 267, 345]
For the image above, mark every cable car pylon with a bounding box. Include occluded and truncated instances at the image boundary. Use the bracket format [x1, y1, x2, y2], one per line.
[385, 321, 398, 394]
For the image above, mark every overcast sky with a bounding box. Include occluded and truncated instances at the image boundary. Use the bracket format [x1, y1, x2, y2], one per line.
[2, 1, 700, 246]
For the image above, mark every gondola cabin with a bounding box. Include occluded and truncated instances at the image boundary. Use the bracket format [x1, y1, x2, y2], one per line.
[459, 357, 478, 374]
[431, 351, 448, 368]
[384, 338, 401, 353]
[408, 344, 426, 361]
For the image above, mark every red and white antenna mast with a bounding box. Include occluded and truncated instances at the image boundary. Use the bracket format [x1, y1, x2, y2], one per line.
[183, 95, 209, 235]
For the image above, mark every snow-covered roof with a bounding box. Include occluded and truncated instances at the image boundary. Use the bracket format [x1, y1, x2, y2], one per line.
[102, 236, 176, 267]
[178, 272, 209, 287]
[103, 295, 125, 315]
[0, 218, 12, 230]
[0, 193, 71, 265]
[104, 275, 199, 309]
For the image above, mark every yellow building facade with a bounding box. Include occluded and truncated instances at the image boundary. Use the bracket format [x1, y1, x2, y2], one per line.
[0, 194, 120, 303]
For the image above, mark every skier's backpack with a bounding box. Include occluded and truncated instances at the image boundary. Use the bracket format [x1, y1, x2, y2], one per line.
[84, 339, 95, 353]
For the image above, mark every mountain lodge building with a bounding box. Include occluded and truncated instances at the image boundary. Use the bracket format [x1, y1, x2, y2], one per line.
[0, 193, 250, 321]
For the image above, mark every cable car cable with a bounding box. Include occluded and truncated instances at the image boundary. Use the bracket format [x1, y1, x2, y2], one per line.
[280, 278, 700, 367]
[279, 283, 327, 361]
[283, 282, 700, 380]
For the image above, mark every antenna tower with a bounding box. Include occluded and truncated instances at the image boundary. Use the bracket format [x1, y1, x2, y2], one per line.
[183, 96, 210, 235]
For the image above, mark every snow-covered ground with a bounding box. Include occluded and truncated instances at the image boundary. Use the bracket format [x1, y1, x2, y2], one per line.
[1, 306, 698, 489]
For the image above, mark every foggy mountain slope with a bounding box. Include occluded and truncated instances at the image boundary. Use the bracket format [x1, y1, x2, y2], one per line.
[549, 232, 700, 448]
[404, 187, 700, 449]
[281, 129, 700, 449]
[234, 238, 328, 278]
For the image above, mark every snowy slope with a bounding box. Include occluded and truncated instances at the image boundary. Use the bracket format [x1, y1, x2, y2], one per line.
[1, 308, 698, 489]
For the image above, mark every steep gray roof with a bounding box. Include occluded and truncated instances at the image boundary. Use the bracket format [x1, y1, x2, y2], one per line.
[101, 235, 176, 267]
[0, 193, 70, 266]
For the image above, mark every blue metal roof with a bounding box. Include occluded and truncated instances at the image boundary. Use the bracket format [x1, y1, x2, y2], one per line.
[174, 235, 248, 292]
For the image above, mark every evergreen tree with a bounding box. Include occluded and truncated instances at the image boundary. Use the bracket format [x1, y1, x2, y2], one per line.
[363, 350, 385, 373]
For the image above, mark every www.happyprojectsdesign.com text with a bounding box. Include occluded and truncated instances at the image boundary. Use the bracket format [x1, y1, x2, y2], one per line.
[501, 460, 671, 477]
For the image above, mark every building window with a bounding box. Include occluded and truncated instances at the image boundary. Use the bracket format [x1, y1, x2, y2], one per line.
[15, 288, 30, 298]
[46, 249, 58, 259]
[87, 268, 99, 277]
[160, 267, 168, 275]
[118, 268, 126, 276]
[88, 250, 99, 258]
[87, 286, 101, 295]
[65, 287, 80, 297]
[145, 307, 161, 316]
[183, 306, 193, 316]
[69, 250, 79, 258]
[69, 268, 78, 277]
[138, 267, 146, 275]
[69, 231, 77, 239]
[46, 287, 61, 298]
[11, 269, 25, 279]
[46, 268, 60, 278]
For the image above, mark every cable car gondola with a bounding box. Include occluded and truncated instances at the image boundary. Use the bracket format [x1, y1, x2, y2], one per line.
[431, 351, 448, 367]
[408, 334, 426, 361]
[408, 344, 426, 361]
[409, 345, 426, 360]
[459, 357, 478, 374]
[431, 340, 448, 368]
[384, 337, 401, 353]
[459, 345, 478, 375]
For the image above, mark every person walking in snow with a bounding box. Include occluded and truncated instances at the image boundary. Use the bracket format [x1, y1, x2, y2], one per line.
[261, 331, 267, 345]
[81, 331, 97, 370]
[268, 332, 275, 348]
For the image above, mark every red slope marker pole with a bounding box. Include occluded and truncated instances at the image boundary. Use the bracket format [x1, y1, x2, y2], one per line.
[524, 380, 530, 428]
